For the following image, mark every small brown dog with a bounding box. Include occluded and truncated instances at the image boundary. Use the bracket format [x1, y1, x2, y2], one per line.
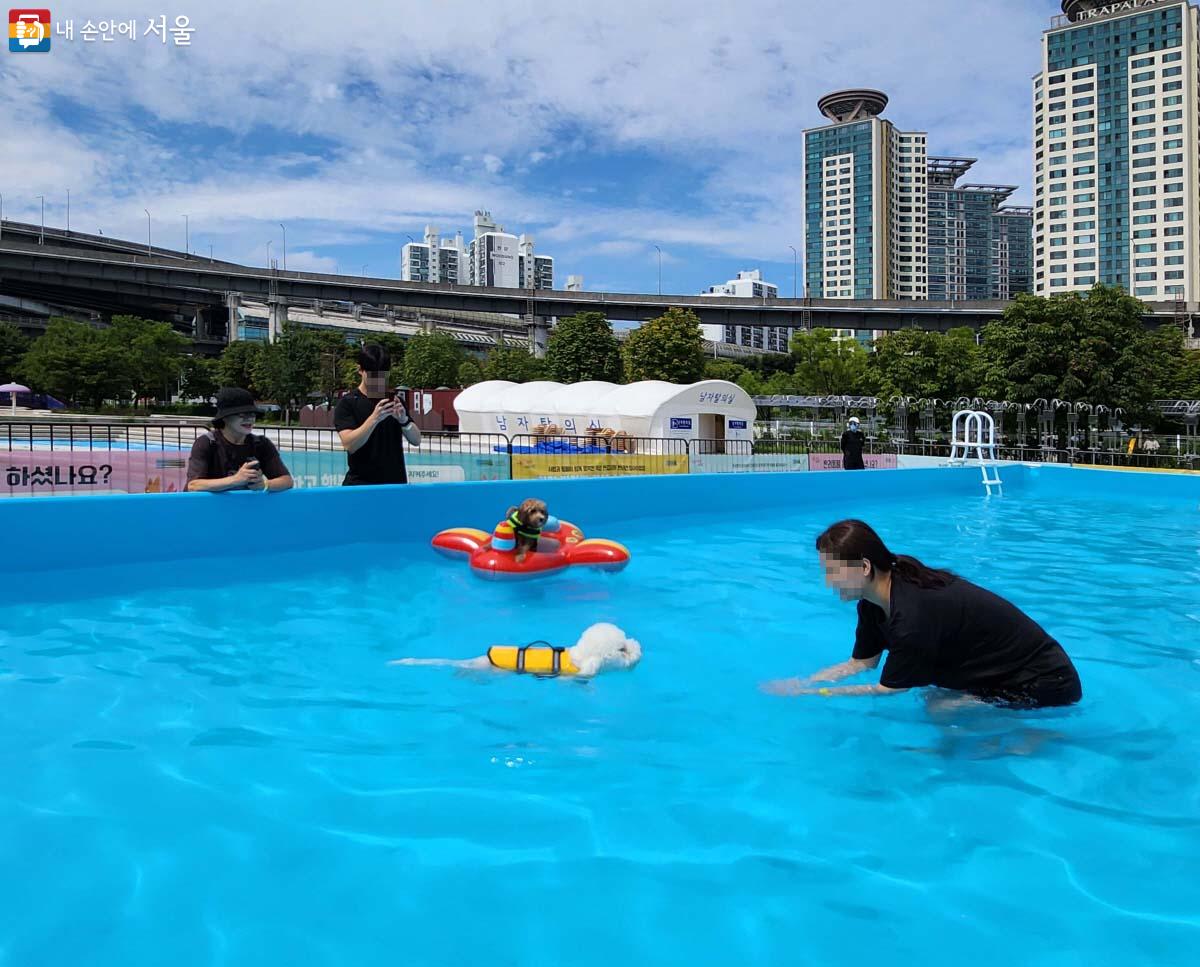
[501, 497, 554, 563]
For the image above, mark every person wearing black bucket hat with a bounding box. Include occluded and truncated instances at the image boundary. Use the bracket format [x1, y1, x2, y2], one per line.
[185, 387, 293, 493]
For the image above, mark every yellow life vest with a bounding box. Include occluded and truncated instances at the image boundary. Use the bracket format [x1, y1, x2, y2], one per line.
[487, 643, 580, 676]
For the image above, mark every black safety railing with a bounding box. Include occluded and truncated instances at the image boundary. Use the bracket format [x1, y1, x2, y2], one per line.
[2, 421, 1197, 496]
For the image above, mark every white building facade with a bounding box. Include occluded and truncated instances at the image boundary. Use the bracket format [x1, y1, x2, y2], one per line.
[401, 210, 556, 289]
[1034, 1, 1200, 300]
[698, 270, 793, 352]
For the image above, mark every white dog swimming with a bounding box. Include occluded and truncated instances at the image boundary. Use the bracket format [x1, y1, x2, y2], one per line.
[390, 622, 641, 678]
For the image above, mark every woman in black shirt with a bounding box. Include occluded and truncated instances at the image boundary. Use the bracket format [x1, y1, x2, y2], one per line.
[764, 519, 1082, 708]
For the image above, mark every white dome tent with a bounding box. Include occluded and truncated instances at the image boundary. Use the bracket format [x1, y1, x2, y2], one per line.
[454, 379, 756, 443]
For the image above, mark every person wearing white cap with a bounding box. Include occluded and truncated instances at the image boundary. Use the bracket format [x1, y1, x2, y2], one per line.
[840, 416, 866, 470]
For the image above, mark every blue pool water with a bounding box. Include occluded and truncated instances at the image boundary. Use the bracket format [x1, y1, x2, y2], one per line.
[1, 468, 1199, 965]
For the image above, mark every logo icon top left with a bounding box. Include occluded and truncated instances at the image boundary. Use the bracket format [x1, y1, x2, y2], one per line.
[9, 9, 52, 52]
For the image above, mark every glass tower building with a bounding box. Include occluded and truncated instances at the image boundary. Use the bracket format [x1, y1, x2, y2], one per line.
[1034, 0, 1199, 301]
[926, 157, 1034, 301]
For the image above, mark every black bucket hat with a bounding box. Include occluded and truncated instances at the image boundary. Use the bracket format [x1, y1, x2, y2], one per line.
[214, 387, 264, 421]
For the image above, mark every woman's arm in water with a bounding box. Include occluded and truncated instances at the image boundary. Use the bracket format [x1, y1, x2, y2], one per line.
[806, 654, 881, 682]
[759, 654, 886, 696]
[761, 680, 908, 697]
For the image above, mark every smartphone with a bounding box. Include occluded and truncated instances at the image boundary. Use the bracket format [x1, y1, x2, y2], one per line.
[385, 389, 397, 402]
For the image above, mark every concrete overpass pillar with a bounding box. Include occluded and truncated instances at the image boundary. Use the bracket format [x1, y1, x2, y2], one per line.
[268, 297, 288, 342]
[385, 307, 396, 326]
[224, 291, 242, 344]
[419, 313, 436, 334]
[528, 316, 551, 358]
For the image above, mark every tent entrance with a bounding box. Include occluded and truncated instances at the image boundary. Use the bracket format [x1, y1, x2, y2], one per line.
[697, 413, 726, 454]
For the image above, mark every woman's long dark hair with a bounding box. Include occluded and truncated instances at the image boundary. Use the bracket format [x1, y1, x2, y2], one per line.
[815, 519, 954, 589]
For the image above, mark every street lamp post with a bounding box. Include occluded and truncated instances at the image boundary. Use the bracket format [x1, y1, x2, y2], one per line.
[362, 263, 368, 277]
[267, 240, 272, 269]
[183, 214, 189, 255]
[0, 192, 4, 242]
[279, 222, 286, 271]
[38, 195, 45, 245]
[788, 245, 798, 299]
[66, 188, 70, 233]
[144, 208, 151, 255]
[653, 245, 662, 295]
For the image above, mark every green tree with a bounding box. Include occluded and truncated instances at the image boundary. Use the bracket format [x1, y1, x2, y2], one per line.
[868, 327, 983, 401]
[217, 340, 266, 394]
[703, 359, 750, 384]
[253, 323, 320, 421]
[484, 343, 545, 382]
[621, 307, 706, 383]
[979, 285, 1173, 420]
[105, 315, 190, 404]
[0, 322, 29, 379]
[544, 311, 624, 383]
[179, 356, 220, 402]
[457, 359, 485, 386]
[1183, 346, 1200, 399]
[19, 317, 127, 408]
[789, 327, 870, 395]
[402, 329, 464, 387]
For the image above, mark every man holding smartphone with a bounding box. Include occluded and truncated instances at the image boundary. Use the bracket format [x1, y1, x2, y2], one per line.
[334, 343, 422, 485]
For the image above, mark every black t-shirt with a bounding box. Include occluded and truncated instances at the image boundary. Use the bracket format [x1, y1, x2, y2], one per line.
[186, 431, 289, 485]
[840, 429, 865, 462]
[333, 389, 408, 485]
[852, 574, 1078, 693]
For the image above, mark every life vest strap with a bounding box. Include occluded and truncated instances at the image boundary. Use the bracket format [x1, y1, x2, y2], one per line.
[515, 640, 559, 675]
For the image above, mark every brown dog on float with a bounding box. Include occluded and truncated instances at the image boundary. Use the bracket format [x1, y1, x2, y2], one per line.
[493, 498, 557, 563]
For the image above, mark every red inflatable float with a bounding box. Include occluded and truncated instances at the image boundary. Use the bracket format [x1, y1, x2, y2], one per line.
[431, 518, 631, 579]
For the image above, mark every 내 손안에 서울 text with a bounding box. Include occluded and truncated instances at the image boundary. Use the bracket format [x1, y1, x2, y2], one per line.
[8, 11, 196, 49]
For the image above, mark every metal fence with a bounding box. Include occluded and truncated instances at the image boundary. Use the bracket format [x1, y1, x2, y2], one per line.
[2, 421, 1197, 497]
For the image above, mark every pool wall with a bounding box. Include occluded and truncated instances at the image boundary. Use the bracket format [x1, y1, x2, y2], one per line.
[2, 464, 1195, 575]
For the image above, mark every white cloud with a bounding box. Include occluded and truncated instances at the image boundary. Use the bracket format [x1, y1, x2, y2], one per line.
[2, 0, 1049, 281]
[282, 250, 339, 273]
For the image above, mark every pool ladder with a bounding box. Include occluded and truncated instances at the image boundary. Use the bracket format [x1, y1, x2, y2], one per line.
[950, 410, 1003, 495]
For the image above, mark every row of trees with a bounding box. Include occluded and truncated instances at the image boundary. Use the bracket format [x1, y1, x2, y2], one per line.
[0, 308, 709, 415]
[2, 287, 1197, 422]
[712, 287, 1200, 422]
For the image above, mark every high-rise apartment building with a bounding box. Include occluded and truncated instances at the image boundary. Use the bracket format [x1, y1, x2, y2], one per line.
[1034, 0, 1199, 300]
[926, 157, 1034, 300]
[401, 211, 555, 289]
[698, 270, 793, 351]
[803, 89, 928, 301]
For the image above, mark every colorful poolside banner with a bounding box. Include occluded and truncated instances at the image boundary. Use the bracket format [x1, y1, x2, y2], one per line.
[512, 452, 689, 479]
[1, 449, 187, 495]
[808, 452, 898, 471]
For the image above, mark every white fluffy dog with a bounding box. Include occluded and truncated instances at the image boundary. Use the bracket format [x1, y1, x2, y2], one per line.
[390, 622, 641, 678]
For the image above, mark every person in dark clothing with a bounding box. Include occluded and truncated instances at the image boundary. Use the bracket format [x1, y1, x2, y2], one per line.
[186, 387, 293, 493]
[762, 519, 1082, 709]
[840, 416, 866, 470]
[334, 343, 421, 485]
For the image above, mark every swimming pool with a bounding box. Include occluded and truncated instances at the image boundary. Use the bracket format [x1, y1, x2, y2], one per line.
[1, 466, 1198, 965]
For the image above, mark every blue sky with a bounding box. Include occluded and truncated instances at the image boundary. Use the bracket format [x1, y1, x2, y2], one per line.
[3, 1, 1057, 296]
